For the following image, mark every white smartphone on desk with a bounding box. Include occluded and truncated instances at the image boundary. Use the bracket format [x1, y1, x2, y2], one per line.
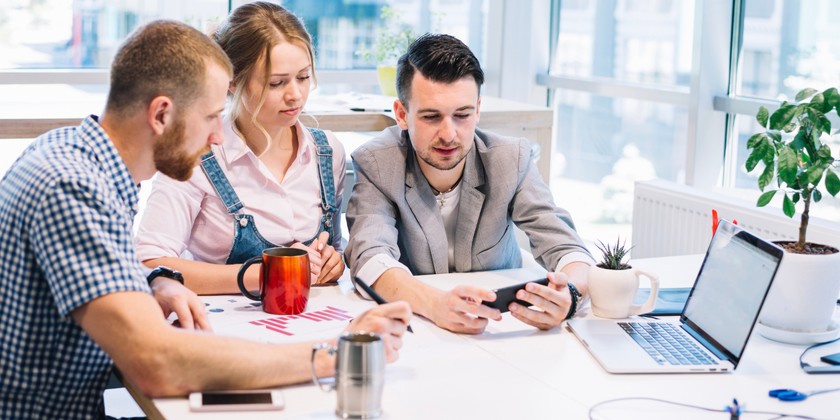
[189, 389, 284, 412]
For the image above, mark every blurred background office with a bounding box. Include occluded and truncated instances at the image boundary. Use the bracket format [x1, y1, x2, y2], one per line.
[1, 0, 838, 246]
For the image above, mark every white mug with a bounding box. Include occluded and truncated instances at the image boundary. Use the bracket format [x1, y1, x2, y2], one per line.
[588, 266, 659, 318]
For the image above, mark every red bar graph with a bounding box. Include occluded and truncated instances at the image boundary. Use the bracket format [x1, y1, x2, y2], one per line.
[249, 306, 352, 336]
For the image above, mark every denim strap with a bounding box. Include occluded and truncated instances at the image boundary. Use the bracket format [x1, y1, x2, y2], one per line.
[308, 128, 337, 244]
[199, 151, 243, 214]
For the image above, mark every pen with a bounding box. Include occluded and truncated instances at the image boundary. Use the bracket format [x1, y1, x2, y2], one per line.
[353, 277, 414, 333]
[349, 107, 391, 112]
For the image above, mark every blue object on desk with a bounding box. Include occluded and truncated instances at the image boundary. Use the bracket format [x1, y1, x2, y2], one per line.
[769, 387, 840, 401]
[634, 287, 691, 316]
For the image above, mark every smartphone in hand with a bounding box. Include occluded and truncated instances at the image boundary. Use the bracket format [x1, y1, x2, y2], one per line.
[189, 390, 284, 412]
[481, 278, 550, 313]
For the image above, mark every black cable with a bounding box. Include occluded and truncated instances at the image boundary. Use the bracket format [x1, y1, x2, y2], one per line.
[588, 397, 816, 420]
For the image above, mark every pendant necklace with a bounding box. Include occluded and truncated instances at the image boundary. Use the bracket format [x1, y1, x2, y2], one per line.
[430, 177, 462, 209]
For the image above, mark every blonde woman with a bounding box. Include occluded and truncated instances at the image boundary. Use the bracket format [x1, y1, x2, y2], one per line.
[137, 2, 345, 294]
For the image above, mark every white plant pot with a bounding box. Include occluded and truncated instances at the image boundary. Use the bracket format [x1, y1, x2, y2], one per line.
[758, 245, 840, 342]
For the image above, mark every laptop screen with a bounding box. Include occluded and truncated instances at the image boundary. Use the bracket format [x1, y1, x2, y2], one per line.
[682, 221, 783, 361]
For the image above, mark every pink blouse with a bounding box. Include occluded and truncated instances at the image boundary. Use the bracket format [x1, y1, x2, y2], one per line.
[135, 118, 345, 264]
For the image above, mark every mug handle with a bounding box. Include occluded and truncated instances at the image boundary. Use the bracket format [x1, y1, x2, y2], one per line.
[311, 343, 336, 392]
[237, 256, 263, 301]
[628, 269, 660, 316]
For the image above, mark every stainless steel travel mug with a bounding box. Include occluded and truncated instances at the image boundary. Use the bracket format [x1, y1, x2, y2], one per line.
[312, 332, 385, 419]
[335, 332, 385, 419]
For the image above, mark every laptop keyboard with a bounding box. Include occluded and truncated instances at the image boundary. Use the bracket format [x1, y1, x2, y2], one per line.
[619, 322, 717, 366]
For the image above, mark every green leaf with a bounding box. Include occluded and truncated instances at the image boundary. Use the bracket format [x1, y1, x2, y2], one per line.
[777, 146, 798, 185]
[829, 87, 840, 115]
[745, 135, 770, 173]
[817, 114, 832, 135]
[745, 150, 762, 172]
[758, 162, 774, 191]
[792, 192, 800, 203]
[782, 193, 796, 217]
[801, 149, 811, 164]
[770, 105, 797, 130]
[826, 170, 840, 196]
[817, 145, 833, 163]
[746, 132, 764, 149]
[809, 93, 828, 112]
[804, 164, 826, 186]
[791, 130, 807, 151]
[756, 106, 769, 127]
[757, 190, 777, 207]
[813, 188, 823, 203]
[796, 88, 818, 102]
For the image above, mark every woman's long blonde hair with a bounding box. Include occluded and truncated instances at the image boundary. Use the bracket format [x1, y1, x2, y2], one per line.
[213, 1, 316, 154]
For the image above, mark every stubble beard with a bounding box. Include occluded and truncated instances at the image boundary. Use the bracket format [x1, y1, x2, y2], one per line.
[417, 144, 468, 171]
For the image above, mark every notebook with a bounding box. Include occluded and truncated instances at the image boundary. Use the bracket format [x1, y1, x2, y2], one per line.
[568, 220, 784, 373]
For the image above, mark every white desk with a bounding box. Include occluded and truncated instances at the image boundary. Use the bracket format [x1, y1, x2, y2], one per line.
[137, 256, 840, 419]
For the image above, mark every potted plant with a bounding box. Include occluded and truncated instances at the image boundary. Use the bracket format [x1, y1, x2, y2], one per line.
[595, 239, 633, 270]
[359, 6, 416, 97]
[744, 86, 840, 339]
[588, 239, 659, 318]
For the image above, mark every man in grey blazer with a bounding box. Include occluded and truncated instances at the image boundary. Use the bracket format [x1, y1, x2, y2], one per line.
[346, 34, 593, 334]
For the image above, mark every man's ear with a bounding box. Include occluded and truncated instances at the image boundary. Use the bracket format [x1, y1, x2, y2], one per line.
[147, 96, 174, 136]
[394, 98, 409, 130]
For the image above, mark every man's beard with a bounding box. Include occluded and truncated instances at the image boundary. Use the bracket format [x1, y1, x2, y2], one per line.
[153, 118, 207, 181]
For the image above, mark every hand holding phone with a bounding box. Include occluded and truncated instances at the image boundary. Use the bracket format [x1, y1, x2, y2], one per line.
[481, 278, 550, 313]
[189, 390, 284, 412]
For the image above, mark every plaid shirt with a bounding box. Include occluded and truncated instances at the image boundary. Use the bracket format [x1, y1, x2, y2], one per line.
[0, 116, 151, 419]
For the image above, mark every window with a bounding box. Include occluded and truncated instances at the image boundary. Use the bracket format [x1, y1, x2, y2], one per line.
[544, 0, 840, 241]
[727, 0, 840, 221]
[0, 0, 490, 181]
[544, 0, 694, 237]
[0, 0, 228, 69]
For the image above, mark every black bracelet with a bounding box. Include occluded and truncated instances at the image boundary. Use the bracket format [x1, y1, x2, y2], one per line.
[565, 282, 582, 320]
[146, 266, 184, 286]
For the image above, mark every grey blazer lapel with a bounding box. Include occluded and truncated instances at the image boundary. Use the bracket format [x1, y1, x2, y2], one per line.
[405, 152, 450, 274]
[454, 141, 486, 272]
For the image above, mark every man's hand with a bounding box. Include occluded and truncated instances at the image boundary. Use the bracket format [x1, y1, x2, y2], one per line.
[427, 286, 502, 335]
[150, 278, 212, 332]
[508, 262, 589, 330]
[345, 302, 412, 362]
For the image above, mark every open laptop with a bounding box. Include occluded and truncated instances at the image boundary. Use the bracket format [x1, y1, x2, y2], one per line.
[568, 220, 784, 373]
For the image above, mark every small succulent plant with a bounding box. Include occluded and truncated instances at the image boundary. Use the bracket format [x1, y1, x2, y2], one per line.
[595, 238, 633, 270]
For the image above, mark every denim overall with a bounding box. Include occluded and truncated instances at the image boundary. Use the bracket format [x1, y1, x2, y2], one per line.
[199, 128, 338, 264]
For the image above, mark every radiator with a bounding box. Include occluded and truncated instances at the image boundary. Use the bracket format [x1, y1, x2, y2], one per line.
[630, 179, 840, 258]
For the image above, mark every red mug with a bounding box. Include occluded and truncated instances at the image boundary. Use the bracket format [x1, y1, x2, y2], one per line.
[237, 247, 311, 315]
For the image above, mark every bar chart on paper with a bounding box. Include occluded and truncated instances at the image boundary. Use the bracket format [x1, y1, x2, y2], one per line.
[249, 306, 353, 336]
[196, 295, 367, 343]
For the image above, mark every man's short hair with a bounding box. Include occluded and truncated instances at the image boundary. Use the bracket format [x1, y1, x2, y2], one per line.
[396, 33, 485, 108]
[106, 20, 233, 117]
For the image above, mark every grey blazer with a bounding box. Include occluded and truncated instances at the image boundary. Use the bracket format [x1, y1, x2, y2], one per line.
[345, 125, 590, 276]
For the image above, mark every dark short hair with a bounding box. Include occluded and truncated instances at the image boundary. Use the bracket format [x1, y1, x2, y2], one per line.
[396, 33, 484, 108]
[106, 20, 232, 117]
